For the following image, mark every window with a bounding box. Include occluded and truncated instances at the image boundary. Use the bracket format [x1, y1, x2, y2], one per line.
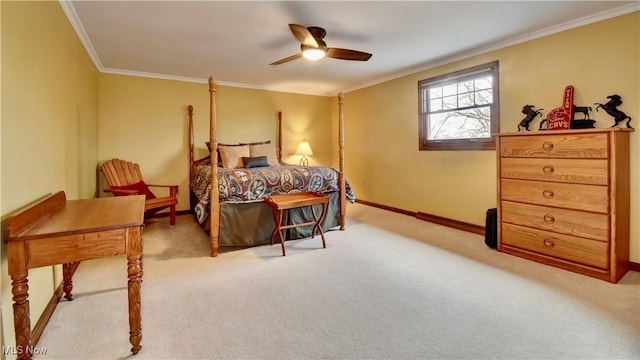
[418, 61, 499, 150]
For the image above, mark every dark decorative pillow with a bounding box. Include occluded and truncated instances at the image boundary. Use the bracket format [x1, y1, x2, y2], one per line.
[110, 181, 156, 200]
[242, 156, 270, 168]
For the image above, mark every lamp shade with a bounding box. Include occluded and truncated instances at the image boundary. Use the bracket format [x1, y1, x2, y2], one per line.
[295, 140, 314, 156]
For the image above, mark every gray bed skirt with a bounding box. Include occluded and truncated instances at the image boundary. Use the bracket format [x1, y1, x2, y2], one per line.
[218, 191, 341, 247]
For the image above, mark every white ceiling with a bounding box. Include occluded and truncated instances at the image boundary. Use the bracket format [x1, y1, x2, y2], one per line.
[62, 1, 638, 96]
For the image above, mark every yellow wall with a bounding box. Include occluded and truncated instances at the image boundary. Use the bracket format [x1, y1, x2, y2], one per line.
[0, 1, 99, 356]
[344, 12, 639, 262]
[98, 74, 333, 210]
[0, 3, 638, 356]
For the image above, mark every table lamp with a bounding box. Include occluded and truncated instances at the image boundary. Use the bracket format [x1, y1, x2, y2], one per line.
[295, 139, 313, 165]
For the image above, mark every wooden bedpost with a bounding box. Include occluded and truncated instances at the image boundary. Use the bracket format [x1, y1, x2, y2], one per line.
[188, 105, 194, 187]
[277, 111, 283, 162]
[209, 76, 220, 257]
[188, 105, 196, 211]
[338, 92, 346, 230]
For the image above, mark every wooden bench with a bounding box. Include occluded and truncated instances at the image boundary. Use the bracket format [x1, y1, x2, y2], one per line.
[264, 192, 329, 256]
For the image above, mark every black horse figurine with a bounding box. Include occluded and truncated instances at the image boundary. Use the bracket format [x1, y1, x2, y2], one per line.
[595, 94, 633, 129]
[518, 105, 544, 131]
[572, 105, 592, 120]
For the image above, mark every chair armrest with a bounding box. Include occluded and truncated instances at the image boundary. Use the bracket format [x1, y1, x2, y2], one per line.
[103, 188, 139, 196]
[145, 184, 177, 189]
[146, 184, 179, 196]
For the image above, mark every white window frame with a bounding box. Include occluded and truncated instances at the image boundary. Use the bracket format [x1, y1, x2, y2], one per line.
[418, 61, 500, 150]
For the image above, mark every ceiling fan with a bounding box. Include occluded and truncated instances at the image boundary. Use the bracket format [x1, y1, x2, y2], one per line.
[270, 24, 372, 65]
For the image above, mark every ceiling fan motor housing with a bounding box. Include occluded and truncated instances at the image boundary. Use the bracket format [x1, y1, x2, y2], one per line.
[306, 26, 327, 39]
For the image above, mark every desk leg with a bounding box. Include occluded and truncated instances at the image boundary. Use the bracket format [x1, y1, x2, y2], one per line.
[126, 227, 143, 355]
[12, 274, 31, 360]
[62, 263, 73, 301]
[9, 242, 32, 360]
[62, 262, 80, 301]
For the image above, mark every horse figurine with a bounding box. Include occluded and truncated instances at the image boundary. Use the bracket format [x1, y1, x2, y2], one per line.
[572, 105, 592, 120]
[595, 94, 633, 129]
[518, 105, 544, 131]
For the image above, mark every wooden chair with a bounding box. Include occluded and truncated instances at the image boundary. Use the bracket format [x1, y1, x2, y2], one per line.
[100, 158, 178, 225]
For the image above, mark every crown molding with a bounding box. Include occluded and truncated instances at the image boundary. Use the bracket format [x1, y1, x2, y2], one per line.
[101, 68, 329, 97]
[58, 0, 103, 70]
[60, 0, 638, 98]
[339, 3, 640, 96]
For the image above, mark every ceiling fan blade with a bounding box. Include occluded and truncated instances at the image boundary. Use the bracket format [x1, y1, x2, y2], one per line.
[289, 24, 319, 48]
[326, 48, 372, 61]
[269, 53, 302, 65]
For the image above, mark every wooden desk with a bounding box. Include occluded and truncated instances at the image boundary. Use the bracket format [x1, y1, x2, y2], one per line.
[264, 192, 329, 256]
[3, 191, 145, 360]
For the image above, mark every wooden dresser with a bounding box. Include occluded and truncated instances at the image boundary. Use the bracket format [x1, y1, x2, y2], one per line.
[496, 128, 632, 283]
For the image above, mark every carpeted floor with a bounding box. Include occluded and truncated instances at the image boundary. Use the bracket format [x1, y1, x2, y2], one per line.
[35, 203, 640, 359]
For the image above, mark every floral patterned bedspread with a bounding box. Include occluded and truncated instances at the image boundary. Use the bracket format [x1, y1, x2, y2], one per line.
[191, 159, 356, 205]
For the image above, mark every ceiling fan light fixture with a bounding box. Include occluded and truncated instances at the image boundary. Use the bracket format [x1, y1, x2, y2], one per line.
[301, 45, 326, 60]
[271, 25, 371, 65]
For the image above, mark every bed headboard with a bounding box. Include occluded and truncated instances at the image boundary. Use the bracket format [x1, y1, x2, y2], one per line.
[187, 105, 284, 172]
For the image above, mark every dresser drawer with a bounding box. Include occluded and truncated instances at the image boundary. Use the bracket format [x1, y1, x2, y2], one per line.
[501, 201, 609, 242]
[500, 179, 609, 213]
[501, 223, 609, 269]
[500, 158, 608, 185]
[499, 132, 608, 158]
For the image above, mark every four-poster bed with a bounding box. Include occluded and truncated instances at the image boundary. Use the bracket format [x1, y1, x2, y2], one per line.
[188, 76, 351, 257]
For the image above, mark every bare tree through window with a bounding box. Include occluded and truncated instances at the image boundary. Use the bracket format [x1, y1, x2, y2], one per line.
[419, 61, 499, 150]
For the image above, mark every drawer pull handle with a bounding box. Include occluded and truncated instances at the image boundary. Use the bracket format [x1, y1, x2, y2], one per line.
[543, 214, 555, 224]
[543, 239, 555, 248]
[542, 141, 554, 151]
[542, 189, 554, 198]
[542, 165, 554, 174]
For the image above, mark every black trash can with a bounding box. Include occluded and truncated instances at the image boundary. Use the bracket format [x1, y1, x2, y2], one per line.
[484, 208, 497, 249]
